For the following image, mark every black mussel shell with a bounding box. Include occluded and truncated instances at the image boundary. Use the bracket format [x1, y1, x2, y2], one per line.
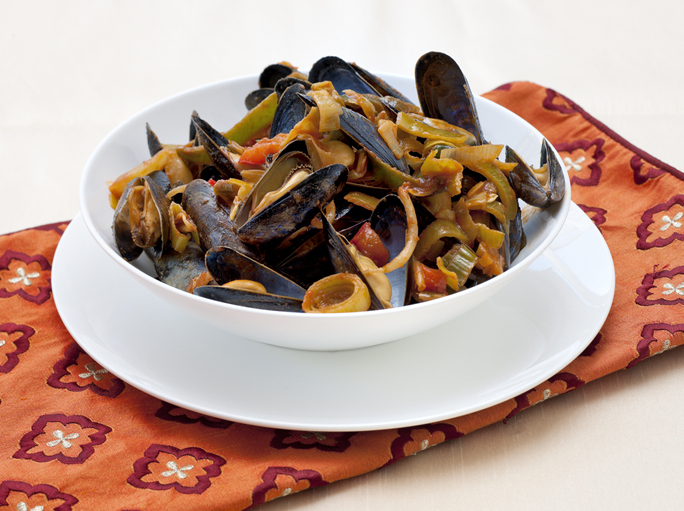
[193, 285, 303, 312]
[205, 246, 306, 300]
[415, 51, 485, 145]
[309, 56, 378, 96]
[191, 112, 241, 180]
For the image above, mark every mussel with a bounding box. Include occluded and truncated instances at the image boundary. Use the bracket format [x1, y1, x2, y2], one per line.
[194, 246, 306, 312]
[113, 171, 171, 261]
[506, 139, 565, 209]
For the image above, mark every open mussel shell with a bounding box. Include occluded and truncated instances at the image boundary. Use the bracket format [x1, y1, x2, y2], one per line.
[370, 194, 410, 308]
[349, 62, 415, 105]
[309, 56, 379, 96]
[237, 163, 349, 246]
[415, 51, 485, 145]
[205, 246, 306, 299]
[112, 177, 144, 262]
[505, 139, 565, 209]
[233, 141, 311, 229]
[146, 123, 164, 157]
[112, 172, 171, 262]
[190, 112, 241, 179]
[193, 286, 303, 312]
[321, 215, 388, 311]
[269, 82, 308, 138]
[195, 245, 306, 312]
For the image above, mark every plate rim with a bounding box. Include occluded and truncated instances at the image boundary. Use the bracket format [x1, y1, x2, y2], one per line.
[53, 205, 614, 431]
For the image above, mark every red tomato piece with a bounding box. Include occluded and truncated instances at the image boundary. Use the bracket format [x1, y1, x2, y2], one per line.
[420, 262, 447, 294]
[350, 222, 390, 267]
[238, 133, 287, 165]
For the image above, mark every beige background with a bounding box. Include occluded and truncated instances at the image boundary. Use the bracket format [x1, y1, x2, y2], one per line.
[2, 1, 683, 509]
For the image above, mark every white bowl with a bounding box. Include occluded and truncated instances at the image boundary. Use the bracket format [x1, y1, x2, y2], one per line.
[80, 73, 571, 351]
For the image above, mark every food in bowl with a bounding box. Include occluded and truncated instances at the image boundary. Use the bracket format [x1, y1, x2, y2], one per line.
[107, 52, 566, 314]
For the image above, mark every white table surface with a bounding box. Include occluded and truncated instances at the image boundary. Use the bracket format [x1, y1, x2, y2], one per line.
[2, 2, 683, 509]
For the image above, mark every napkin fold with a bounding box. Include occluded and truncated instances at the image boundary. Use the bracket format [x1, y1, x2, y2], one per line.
[1, 82, 682, 511]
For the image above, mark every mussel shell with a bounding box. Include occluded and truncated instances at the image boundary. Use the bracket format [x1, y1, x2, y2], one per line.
[112, 177, 144, 262]
[193, 285, 303, 312]
[349, 62, 415, 105]
[191, 112, 241, 180]
[370, 194, 409, 307]
[181, 179, 257, 258]
[321, 215, 387, 311]
[146, 123, 164, 157]
[152, 241, 207, 291]
[505, 139, 565, 209]
[237, 163, 349, 246]
[338, 106, 410, 174]
[233, 143, 311, 230]
[274, 76, 311, 97]
[205, 246, 306, 299]
[259, 63, 298, 89]
[245, 88, 275, 111]
[309, 56, 378, 96]
[415, 51, 485, 145]
[269, 83, 308, 138]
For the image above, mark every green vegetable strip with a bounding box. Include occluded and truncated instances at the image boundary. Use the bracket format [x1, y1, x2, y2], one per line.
[413, 219, 469, 260]
[466, 161, 518, 222]
[222, 92, 278, 145]
[396, 112, 473, 146]
[439, 243, 478, 289]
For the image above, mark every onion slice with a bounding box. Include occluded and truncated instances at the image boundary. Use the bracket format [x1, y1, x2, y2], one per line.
[302, 273, 371, 313]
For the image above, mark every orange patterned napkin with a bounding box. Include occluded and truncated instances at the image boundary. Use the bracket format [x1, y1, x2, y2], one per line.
[1, 82, 683, 510]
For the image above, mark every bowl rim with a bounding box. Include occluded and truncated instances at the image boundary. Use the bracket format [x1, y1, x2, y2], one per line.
[79, 72, 572, 322]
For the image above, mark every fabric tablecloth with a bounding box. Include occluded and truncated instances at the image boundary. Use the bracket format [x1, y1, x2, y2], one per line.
[0, 82, 682, 511]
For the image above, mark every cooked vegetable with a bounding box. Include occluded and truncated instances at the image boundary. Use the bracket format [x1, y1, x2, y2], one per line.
[109, 53, 565, 315]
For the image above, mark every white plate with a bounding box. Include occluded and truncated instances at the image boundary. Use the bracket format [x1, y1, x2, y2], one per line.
[79, 73, 572, 350]
[52, 203, 613, 431]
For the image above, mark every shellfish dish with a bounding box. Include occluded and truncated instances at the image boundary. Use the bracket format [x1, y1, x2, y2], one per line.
[108, 52, 566, 314]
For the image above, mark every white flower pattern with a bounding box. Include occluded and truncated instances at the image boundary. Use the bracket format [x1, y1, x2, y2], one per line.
[662, 282, 684, 296]
[563, 156, 585, 172]
[660, 212, 683, 231]
[79, 363, 108, 381]
[8, 267, 41, 286]
[46, 429, 79, 449]
[161, 460, 194, 479]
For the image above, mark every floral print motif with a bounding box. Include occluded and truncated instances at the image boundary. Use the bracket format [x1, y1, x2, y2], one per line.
[386, 423, 463, 464]
[48, 342, 125, 397]
[0, 481, 78, 510]
[0, 250, 51, 304]
[636, 266, 684, 306]
[636, 195, 684, 250]
[0, 323, 33, 373]
[506, 372, 586, 422]
[542, 88, 580, 115]
[555, 139, 606, 187]
[628, 323, 684, 368]
[631, 154, 669, 185]
[578, 205, 607, 231]
[271, 430, 355, 452]
[14, 413, 111, 465]
[128, 444, 225, 494]
[251, 467, 325, 506]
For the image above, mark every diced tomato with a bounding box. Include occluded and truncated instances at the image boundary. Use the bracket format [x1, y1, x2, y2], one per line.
[238, 133, 287, 165]
[207, 178, 216, 186]
[350, 222, 390, 267]
[420, 262, 447, 294]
